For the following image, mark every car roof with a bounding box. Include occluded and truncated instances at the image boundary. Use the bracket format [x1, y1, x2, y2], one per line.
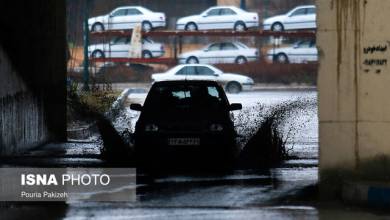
[114, 6, 147, 11]
[293, 5, 316, 9]
[174, 64, 214, 68]
[209, 41, 247, 46]
[207, 5, 241, 10]
[209, 41, 238, 44]
[152, 80, 221, 86]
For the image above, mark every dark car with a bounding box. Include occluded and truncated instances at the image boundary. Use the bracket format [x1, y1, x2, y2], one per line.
[131, 80, 242, 171]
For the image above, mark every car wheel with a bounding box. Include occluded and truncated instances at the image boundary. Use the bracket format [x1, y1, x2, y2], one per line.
[226, 82, 242, 94]
[185, 22, 198, 31]
[275, 53, 289, 64]
[142, 21, 153, 32]
[92, 23, 104, 32]
[235, 56, 247, 64]
[271, 22, 284, 32]
[92, 50, 105, 58]
[186, 56, 199, 64]
[142, 50, 153, 59]
[234, 21, 246, 32]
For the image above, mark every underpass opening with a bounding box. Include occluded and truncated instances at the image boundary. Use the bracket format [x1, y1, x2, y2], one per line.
[1, 0, 389, 217]
[65, 0, 319, 191]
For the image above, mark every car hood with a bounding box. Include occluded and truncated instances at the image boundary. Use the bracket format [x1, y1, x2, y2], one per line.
[178, 50, 203, 58]
[151, 73, 165, 80]
[88, 44, 105, 51]
[177, 15, 201, 24]
[266, 47, 293, 54]
[263, 15, 286, 24]
[88, 15, 107, 24]
[219, 73, 253, 83]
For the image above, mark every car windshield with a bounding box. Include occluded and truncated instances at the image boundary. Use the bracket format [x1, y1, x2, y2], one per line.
[205, 8, 220, 16]
[110, 37, 130, 44]
[143, 84, 228, 113]
[220, 8, 236, 15]
[231, 7, 245, 13]
[207, 43, 220, 51]
[222, 43, 238, 50]
[291, 8, 306, 16]
[137, 6, 152, 13]
[234, 42, 248, 49]
[296, 40, 315, 48]
[307, 7, 316, 14]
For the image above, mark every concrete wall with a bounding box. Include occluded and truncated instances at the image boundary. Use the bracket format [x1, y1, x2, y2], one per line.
[318, 0, 390, 196]
[0, 1, 67, 156]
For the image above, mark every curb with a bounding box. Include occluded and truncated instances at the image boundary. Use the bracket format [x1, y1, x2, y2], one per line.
[67, 123, 97, 140]
[108, 83, 317, 92]
[252, 86, 317, 91]
[342, 181, 390, 208]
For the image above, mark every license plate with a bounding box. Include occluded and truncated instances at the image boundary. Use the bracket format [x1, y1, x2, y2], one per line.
[168, 138, 200, 146]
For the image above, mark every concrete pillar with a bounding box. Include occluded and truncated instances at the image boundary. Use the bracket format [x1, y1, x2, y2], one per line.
[318, 0, 390, 197]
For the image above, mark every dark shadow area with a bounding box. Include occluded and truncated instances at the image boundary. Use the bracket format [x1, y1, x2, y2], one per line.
[0, 1, 67, 155]
[0, 202, 68, 220]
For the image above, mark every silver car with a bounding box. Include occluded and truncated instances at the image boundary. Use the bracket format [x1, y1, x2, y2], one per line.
[88, 37, 165, 59]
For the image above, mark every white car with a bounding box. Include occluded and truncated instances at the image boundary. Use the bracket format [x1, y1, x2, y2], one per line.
[178, 42, 259, 64]
[88, 6, 166, 32]
[266, 40, 318, 64]
[263, 5, 316, 31]
[176, 6, 259, 31]
[151, 64, 254, 93]
[88, 37, 165, 58]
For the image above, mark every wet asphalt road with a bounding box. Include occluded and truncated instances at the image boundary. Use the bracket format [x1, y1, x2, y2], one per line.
[2, 89, 389, 219]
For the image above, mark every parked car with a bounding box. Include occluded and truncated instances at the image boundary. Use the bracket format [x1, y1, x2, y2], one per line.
[131, 80, 242, 170]
[263, 5, 316, 31]
[266, 40, 318, 64]
[176, 6, 259, 31]
[88, 6, 166, 32]
[151, 64, 254, 93]
[88, 37, 165, 58]
[178, 42, 259, 64]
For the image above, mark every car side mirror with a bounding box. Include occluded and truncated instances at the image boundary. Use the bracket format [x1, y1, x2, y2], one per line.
[202, 14, 208, 17]
[130, 103, 143, 111]
[203, 49, 209, 52]
[293, 44, 299, 49]
[229, 103, 242, 111]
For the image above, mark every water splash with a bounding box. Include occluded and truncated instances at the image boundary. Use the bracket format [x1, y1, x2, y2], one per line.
[236, 98, 316, 168]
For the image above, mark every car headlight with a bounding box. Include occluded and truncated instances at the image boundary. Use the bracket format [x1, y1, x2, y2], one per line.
[210, 124, 224, 132]
[145, 124, 159, 132]
[246, 78, 254, 84]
